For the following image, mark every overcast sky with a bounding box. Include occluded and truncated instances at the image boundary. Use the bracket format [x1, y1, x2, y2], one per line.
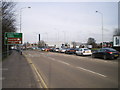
[15, 0, 118, 44]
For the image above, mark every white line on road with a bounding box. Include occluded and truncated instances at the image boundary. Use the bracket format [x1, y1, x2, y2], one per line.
[48, 57, 70, 66]
[40, 53, 107, 78]
[57, 60, 70, 66]
[76, 67, 107, 77]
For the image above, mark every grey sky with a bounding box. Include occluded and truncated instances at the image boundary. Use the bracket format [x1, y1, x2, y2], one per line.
[16, 1, 118, 44]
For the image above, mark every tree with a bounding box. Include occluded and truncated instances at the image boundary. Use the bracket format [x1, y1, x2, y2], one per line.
[87, 37, 97, 48]
[2, 1, 17, 57]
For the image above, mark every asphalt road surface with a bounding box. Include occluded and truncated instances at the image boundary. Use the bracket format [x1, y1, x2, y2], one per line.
[23, 50, 118, 88]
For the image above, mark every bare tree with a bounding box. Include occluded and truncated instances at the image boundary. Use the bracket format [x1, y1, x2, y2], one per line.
[114, 28, 120, 36]
[2, 1, 17, 33]
[2, 1, 17, 57]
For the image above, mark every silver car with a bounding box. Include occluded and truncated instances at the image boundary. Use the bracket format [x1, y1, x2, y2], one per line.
[76, 48, 92, 56]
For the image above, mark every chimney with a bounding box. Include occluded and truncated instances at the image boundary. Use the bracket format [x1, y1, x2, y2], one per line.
[39, 34, 40, 41]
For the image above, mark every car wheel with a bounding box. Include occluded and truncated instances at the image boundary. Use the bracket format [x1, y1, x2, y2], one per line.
[114, 57, 118, 59]
[103, 55, 107, 60]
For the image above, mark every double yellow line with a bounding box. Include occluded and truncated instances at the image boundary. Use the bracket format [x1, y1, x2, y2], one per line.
[23, 53, 48, 88]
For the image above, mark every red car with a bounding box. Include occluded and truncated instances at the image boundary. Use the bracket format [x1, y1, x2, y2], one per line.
[65, 48, 76, 54]
[44, 48, 50, 52]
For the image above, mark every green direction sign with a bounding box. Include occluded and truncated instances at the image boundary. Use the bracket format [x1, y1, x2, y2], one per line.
[4, 32, 22, 45]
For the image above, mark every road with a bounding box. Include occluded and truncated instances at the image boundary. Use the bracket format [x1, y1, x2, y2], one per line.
[23, 50, 118, 88]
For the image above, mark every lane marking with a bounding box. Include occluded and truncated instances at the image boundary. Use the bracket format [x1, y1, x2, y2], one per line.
[32, 63, 48, 88]
[47, 57, 70, 66]
[23, 53, 48, 88]
[76, 67, 107, 77]
[40, 53, 108, 78]
[57, 60, 70, 66]
[48, 56, 107, 78]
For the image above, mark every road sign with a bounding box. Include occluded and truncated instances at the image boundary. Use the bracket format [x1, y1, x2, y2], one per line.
[113, 35, 120, 47]
[4, 32, 22, 45]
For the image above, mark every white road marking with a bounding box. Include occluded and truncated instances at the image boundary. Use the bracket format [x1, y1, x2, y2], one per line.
[57, 60, 70, 66]
[45, 56, 107, 77]
[76, 67, 107, 77]
[48, 57, 70, 66]
[41, 53, 44, 55]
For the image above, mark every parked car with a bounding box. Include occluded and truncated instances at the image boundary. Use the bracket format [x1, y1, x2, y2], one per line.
[41, 48, 45, 51]
[54, 48, 60, 52]
[65, 48, 76, 54]
[92, 48, 119, 60]
[59, 48, 67, 53]
[44, 48, 50, 52]
[49, 48, 55, 52]
[75, 48, 92, 56]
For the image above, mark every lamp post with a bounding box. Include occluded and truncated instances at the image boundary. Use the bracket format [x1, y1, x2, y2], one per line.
[19, 7, 31, 51]
[20, 7, 31, 33]
[96, 11, 103, 48]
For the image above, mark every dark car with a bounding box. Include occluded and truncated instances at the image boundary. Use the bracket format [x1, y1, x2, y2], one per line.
[65, 48, 76, 54]
[92, 48, 119, 60]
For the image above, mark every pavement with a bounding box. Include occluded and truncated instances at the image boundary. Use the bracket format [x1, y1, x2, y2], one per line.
[2, 50, 39, 88]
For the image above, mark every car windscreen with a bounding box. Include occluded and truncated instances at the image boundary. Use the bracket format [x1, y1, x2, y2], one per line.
[105, 48, 117, 52]
[70, 49, 75, 50]
[84, 49, 90, 51]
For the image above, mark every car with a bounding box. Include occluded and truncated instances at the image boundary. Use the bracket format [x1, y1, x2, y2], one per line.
[75, 48, 92, 56]
[49, 48, 55, 52]
[92, 48, 119, 60]
[41, 48, 45, 51]
[65, 48, 76, 54]
[44, 48, 50, 52]
[59, 48, 67, 53]
[54, 48, 60, 52]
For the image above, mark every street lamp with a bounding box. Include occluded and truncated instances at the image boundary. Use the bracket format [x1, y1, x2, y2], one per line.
[20, 7, 31, 33]
[96, 11, 103, 48]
